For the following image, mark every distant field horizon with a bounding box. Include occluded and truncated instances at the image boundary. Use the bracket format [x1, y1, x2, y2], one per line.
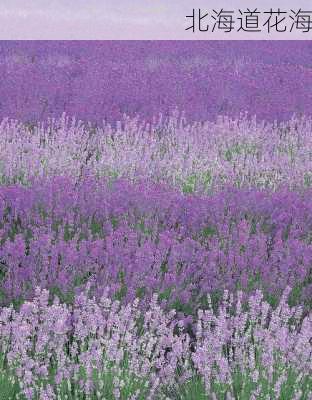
[0, 41, 312, 125]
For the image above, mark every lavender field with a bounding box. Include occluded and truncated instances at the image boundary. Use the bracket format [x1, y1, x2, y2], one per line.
[0, 42, 311, 399]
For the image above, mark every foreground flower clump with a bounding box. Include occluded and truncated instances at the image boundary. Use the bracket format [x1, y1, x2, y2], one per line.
[0, 287, 310, 400]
